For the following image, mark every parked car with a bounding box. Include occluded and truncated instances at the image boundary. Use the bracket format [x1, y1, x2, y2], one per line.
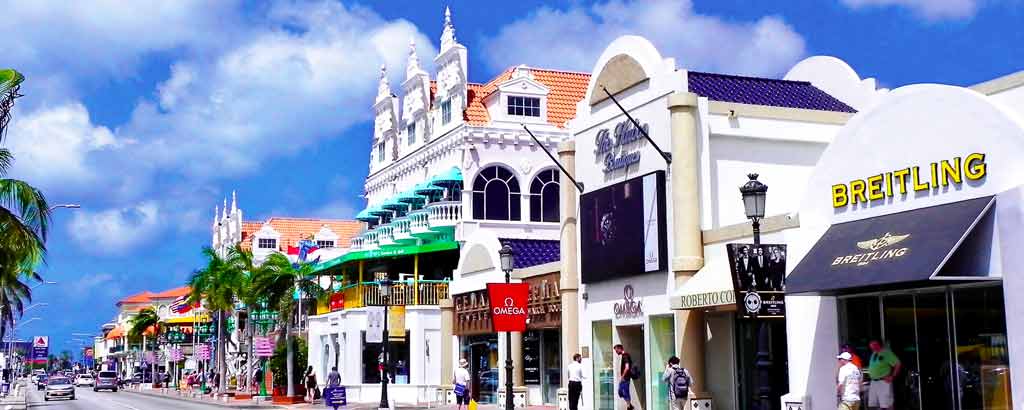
[44, 377, 75, 401]
[36, 375, 48, 390]
[74, 374, 95, 387]
[94, 371, 118, 392]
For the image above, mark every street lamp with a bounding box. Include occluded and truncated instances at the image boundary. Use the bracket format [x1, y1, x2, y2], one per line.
[740, 173, 768, 246]
[498, 245, 515, 410]
[48, 204, 81, 212]
[378, 278, 393, 410]
[739, 173, 772, 410]
[30, 281, 57, 291]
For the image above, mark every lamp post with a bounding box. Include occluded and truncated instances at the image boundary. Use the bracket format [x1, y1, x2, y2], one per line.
[498, 245, 515, 410]
[740, 173, 772, 410]
[378, 278, 392, 410]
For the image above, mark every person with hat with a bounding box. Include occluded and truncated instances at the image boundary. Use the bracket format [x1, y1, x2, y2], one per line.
[837, 352, 863, 410]
[453, 358, 471, 410]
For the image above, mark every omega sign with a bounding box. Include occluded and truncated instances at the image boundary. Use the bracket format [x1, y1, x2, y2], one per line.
[595, 119, 649, 173]
[613, 285, 643, 319]
[487, 283, 530, 332]
[493, 297, 526, 315]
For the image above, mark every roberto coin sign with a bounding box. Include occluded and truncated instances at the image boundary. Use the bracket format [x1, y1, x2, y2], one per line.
[726, 243, 787, 319]
[487, 283, 530, 332]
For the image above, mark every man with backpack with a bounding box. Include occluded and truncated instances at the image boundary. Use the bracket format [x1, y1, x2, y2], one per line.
[662, 356, 692, 410]
[614, 344, 637, 410]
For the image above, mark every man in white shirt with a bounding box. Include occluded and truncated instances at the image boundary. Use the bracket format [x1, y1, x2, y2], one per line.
[567, 353, 584, 410]
[837, 352, 862, 410]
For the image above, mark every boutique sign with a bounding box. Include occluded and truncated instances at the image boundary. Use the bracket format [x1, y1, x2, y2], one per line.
[595, 119, 649, 173]
[613, 285, 643, 319]
[487, 283, 530, 332]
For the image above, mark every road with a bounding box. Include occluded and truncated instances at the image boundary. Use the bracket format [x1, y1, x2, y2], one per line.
[27, 386, 231, 410]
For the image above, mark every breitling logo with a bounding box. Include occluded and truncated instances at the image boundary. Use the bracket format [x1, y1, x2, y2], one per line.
[833, 232, 911, 267]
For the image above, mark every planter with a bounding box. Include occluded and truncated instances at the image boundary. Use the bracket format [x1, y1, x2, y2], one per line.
[271, 395, 305, 404]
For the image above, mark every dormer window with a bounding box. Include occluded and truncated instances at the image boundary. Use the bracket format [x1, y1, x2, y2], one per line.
[316, 240, 335, 248]
[441, 99, 452, 125]
[508, 96, 540, 117]
[378, 143, 386, 162]
[407, 123, 416, 145]
[258, 238, 277, 249]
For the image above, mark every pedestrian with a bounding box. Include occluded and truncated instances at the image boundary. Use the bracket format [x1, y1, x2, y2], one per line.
[614, 344, 636, 410]
[327, 366, 341, 387]
[840, 344, 863, 369]
[867, 340, 901, 410]
[253, 367, 264, 392]
[567, 353, 584, 410]
[662, 356, 692, 410]
[304, 365, 318, 402]
[837, 352, 862, 410]
[453, 358, 471, 410]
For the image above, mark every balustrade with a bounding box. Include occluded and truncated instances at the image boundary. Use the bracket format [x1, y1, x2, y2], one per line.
[426, 201, 462, 228]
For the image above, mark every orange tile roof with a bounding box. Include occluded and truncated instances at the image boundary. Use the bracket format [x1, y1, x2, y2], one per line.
[105, 325, 124, 340]
[117, 291, 153, 305]
[240, 217, 363, 251]
[151, 286, 191, 299]
[464, 67, 590, 128]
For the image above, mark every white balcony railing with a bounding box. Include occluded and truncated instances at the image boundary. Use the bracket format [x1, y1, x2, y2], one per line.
[377, 223, 395, 247]
[392, 217, 412, 242]
[350, 235, 364, 251]
[409, 209, 431, 236]
[361, 229, 379, 251]
[427, 201, 462, 229]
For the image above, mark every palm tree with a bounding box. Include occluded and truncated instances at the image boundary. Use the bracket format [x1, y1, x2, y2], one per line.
[188, 246, 247, 393]
[129, 307, 160, 384]
[249, 253, 325, 398]
[0, 68, 49, 342]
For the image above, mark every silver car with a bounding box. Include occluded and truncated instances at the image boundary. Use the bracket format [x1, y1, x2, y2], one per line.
[44, 376, 75, 401]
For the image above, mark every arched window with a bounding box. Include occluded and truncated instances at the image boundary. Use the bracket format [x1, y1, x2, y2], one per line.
[472, 165, 521, 221]
[529, 169, 560, 222]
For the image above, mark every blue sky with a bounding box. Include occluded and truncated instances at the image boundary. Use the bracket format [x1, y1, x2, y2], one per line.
[3, 0, 1021, 357]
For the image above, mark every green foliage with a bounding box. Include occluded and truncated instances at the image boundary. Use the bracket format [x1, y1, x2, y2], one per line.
[269, 336, 307, 388]
[128, 307, 161, 338]
[0, 69, 23, 94]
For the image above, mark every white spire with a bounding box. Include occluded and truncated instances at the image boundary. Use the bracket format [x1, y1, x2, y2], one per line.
[440, 6, 457, 52]
[377, 63, 390, 101]
[406, 37, 421, 80]
[214, 205, 219, 225]
[222, 198, 228, 220]
[231, 190, 238, 214]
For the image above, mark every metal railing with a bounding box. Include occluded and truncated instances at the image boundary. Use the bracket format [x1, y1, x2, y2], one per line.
[333, 280, 449, 310]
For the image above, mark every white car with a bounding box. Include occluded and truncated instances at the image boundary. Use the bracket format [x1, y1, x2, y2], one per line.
[74, 374, 95, 387]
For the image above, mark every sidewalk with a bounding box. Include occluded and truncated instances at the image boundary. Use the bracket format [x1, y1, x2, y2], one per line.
[121, 386, 280, 408]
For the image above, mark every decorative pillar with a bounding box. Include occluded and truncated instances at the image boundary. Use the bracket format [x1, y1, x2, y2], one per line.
[439, 298, 455, 404]
[667, 91, 709, 397]
[557, 140, 580, 410]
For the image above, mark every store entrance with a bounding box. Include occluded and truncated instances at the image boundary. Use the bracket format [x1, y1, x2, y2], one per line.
[839, 285, 1012, 410]
[617, 324, 646, 410]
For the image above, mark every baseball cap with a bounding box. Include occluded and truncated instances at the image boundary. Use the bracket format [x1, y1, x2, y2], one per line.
[837, 352, 852, 360]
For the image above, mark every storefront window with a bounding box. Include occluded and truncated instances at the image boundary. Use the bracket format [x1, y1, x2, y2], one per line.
[592, 321, 614, 410]
[953, 286, 1012, 410]
[523, 329, 562, 404]
[361, 331, 411, 384]
[649, 315, 675, 410]
[460, 335, 498, 403]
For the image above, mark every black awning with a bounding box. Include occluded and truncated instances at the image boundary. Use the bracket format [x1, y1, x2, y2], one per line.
[786, 196, 995, 295]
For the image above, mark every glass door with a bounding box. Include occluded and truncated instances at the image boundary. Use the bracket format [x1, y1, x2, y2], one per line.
[952, 286, 1012, 410]
[592, 321, 614, 410]
[913, 292, 956, 410]
[649, 315, 675, 410]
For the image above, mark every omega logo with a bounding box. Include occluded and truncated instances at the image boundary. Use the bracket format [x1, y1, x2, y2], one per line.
[613, 285, 643, 319]
[492, 296, 526, 316]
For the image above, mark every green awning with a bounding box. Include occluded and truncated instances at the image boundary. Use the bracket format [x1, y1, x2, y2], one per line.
[311, 240, 460, 274]
[430, 166, 463, 187]
[368, 207, 392, 216]
[355, 208, 379, 223]
[396, 190, 426, 204]
[381, 198, 409, 211]
[413, 182, 443, 195]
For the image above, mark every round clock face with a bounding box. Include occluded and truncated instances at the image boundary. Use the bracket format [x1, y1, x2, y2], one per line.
[744, 292, 762, 314]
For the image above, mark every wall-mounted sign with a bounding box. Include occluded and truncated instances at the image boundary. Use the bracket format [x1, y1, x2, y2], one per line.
[727, 244, 787, 319]
[487, 283, 530, 332]
[581, 171, 667, 283]
[329, 293, 345, 312]
[831, 153, 986, 208]
[613, 285, 643, 319]
[525, 273, 562, 328]
[454, 290, 492, 335]
[675, 290, 736, 310]
[595, 119, 648, 173]
[389, 306, 406, 339]
[366, 307, 385, 343]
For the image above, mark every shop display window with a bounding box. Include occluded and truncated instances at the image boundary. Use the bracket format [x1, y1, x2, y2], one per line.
[592, 321, 614, 410]
[649, 315, 675, 410]
[360, 331, 411, 385]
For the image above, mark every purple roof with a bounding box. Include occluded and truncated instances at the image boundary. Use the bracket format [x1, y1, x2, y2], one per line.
[688, 71, 856, 113]
[500, 238, 560, 269]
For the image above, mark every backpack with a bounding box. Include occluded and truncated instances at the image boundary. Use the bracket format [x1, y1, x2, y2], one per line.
[671, 367, 691, 398]
[630, 364, 642, 380]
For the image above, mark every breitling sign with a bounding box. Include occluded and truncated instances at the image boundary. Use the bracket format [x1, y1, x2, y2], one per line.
[831, 232, 911, 267]
[831, 153, 987, 208]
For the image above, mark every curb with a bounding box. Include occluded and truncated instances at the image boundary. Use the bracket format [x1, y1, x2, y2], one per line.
[121, 388, 283, 409]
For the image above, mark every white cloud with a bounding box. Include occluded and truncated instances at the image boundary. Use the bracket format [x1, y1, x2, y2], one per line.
[481, 0, 806, 77]
[310, 200, 358, 219]
[68, 201, 161, 252]
[840, 0, 980, 20]
[67, 273, 123, 301]
[4, 103, 119, 192]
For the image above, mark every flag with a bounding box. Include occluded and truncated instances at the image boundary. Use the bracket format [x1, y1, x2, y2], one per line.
[171, 295, 194, 314]
[287, 239, 319, 263]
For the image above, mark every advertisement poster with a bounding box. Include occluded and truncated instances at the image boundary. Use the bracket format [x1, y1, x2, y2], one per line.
[726, 243, 787, 319]
[388, 306, 406, 339]
[366, 306, 385, 343]
[32, 336, 48, 364]
[580, 171, 667, 283]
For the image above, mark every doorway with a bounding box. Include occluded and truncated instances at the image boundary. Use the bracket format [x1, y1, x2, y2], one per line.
[839, 284, 1012, 410]
[617, 324, 646, 410]
[460, 335, 498, 404]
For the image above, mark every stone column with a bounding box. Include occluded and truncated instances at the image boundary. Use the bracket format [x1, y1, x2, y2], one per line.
[667, 92, 708, 396]
[512, 331, 527, 407]
[557, 140, 580, 410]
[439, 298, 455, 404]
